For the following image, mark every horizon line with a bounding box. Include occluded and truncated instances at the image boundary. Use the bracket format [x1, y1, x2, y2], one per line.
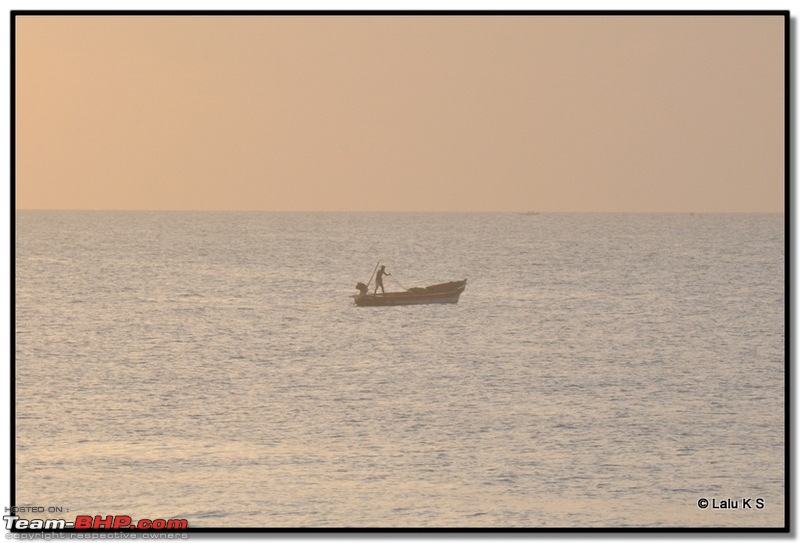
[12, 208, 786, 214]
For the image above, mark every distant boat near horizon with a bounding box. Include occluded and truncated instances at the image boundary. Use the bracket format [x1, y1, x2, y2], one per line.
[352, 279, 467, 306]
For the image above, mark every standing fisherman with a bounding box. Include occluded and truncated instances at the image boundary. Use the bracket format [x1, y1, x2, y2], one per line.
[374, 265, 390, 295]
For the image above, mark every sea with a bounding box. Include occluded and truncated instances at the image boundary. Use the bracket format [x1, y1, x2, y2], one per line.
[14, 211, 786, 529]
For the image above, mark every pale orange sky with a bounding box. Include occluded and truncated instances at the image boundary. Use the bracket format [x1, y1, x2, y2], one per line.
[14, 14, 785, 212]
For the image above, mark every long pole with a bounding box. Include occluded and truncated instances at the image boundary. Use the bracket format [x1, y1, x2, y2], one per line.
[366, 261, 380, 288]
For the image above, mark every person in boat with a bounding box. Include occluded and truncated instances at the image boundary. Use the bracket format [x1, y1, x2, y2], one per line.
[374, 265, 390, 295]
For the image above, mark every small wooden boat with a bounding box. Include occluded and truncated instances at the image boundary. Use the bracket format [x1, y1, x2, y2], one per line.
[353, 279, 467, 307]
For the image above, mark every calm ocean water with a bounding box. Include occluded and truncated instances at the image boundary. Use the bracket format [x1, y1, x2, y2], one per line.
[14, 211, 785, 528]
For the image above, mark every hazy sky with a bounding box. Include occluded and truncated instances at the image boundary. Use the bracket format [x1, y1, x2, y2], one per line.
[14, 14, 785, 212]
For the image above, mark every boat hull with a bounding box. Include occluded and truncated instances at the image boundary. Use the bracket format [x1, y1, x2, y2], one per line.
[353, 280, 466, 307]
